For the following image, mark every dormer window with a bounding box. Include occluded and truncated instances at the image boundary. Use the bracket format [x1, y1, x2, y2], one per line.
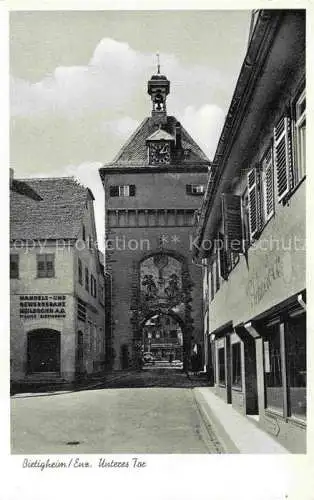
[147, 128, 174, 165]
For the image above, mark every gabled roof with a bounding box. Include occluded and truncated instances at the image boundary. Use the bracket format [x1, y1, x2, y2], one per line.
[104, 115, 209, 167]
[10, 177, 92, 240]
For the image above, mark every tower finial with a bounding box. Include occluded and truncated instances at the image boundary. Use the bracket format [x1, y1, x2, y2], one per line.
[156, 52, 160, 74]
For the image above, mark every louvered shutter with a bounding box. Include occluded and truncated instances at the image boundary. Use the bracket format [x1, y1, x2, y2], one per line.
[129, 185, 136, 197]
[222, 194, 243, 254]
[262, 148, 274, 221]
[109, 185, 119, 197]
[247, 167, 261, 241]
[274, 115, 292, 202]
[217, 232, 229, 280]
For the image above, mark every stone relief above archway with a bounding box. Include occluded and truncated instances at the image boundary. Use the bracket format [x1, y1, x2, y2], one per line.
[140, 254, 185, 313]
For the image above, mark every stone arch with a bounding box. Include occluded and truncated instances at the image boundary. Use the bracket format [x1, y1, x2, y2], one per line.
[130, 249, 194, 371]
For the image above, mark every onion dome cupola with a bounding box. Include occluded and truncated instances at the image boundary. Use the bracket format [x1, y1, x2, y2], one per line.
[147, 54, 170, 125]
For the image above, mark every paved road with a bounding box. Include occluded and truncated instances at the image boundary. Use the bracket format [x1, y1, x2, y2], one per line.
[11, 370, 223, 454]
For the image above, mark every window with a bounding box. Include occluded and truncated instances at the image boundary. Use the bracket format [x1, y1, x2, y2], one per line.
[218, 347, 226, 386]
[82, 224, 86, 241]
[91, 274, 97, 298]
[294, 89, 306, 183]
[232, 342, 242, 389]
[78, 258, 83, 285]
[109, 185, 136, 197]
[77, 298, 86, 322]
[186, 184, 205, 195]
[247, 166, 262, 241]
[221, 194, 243, 256]
[242, 190, 250, 249]
[274, 115, 292, 202]
[37, 254, 55, 278]
[286, 314, 306, 420]
[264, 324, 283, 414]
[98, 284, 105, 306]
[209, 264, 215, 302]
[261, 147, 275, 222]
[85, 267, 89, 292]
[10, 254, 19, 279]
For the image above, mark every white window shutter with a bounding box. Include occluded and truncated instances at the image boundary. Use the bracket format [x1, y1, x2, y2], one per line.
[274, 116, 292, 201]
[247, 167, 261, 241]
[262, 148, 274, 222]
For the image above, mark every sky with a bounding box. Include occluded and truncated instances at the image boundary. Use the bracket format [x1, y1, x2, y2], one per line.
[10, 10, 252, 248]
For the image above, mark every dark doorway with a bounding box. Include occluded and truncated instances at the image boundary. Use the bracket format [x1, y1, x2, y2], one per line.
[27, 329, 61, 374]
[121, 344, 129, 369]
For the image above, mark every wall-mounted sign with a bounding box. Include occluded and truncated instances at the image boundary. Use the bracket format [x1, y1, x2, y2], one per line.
[20, 295, 66, 320]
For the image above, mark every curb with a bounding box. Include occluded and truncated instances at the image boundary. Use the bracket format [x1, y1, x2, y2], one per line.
[193, 388, 239, 453]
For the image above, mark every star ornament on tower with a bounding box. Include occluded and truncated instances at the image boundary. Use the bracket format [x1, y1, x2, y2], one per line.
[171, 235, 180, 245]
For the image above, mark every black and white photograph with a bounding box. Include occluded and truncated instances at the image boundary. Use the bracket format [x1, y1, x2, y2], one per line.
[4, 3, 311, 499]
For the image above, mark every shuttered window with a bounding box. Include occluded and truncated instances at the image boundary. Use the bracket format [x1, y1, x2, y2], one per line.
[247, 167, 261, 241]
[222, 194, 243, 254]
[109, 185, 136, 197]
[262, 147, 275, 222]
[217, 232, 228, 280]
[274, 115, 292, 202]
[294, 90, 306, 183]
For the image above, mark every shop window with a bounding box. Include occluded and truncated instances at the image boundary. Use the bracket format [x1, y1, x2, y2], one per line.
[264, 324, 283, 414]
[218, 346, 226, 386]
[232, 342, 242, 390]
[286, 314, 306, 420]
[10, 254, 19, 279]
[37, 254, 55, 278]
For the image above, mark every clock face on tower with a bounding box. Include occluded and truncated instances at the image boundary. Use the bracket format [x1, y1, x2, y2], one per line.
[149, 142, 171, 165]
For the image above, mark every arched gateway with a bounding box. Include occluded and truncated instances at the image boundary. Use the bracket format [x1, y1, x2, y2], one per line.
[99, 66, 210, 370]
[130, 250, 194, 370]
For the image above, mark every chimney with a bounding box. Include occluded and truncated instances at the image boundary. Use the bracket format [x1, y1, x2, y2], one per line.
[175, 121, 182, 150]
[9, 168, 14, 188]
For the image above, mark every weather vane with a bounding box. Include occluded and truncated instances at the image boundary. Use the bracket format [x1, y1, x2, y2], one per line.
[156, 52, 160, 74]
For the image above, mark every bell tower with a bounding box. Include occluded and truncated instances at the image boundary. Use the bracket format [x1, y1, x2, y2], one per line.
[147, 54, 170, 125]
[100, 62, 210, 370]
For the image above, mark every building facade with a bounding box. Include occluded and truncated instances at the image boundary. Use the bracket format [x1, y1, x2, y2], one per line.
[193, 10, 306, 452]
[10, 176, 107, 387]
[100, 69, 210, 370]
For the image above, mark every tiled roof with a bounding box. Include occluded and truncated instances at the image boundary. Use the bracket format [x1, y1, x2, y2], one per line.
[10, 177, 90, 240]
[107, 115, 209, 166]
